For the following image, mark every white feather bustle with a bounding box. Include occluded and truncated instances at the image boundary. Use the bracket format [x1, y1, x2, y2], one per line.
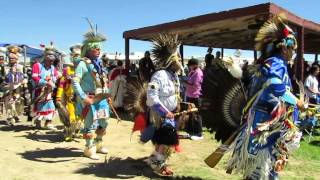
[223, 57, 243, 79]
[228, 63, 243, 79]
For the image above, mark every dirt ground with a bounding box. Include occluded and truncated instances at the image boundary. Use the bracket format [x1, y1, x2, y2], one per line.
[0, 114, 243, 180]
[1, 114, 319, 180]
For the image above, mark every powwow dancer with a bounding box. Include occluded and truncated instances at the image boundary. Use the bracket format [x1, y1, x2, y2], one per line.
[0, 54, 5, 85]
[56, 45, 82, 141]
[109, 60, 128, 109]
[31, 47, 58, 130]
[225, 16, 305, 180]
[0, 54, 5, 116]
[128, 34, 183, 176]
[4, 46, 26, 125]
[73, 19, 110, 160]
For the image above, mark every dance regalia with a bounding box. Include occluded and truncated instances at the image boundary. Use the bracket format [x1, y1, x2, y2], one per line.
[126, 34, 183, 176]
[31, 62, 58, 121]
[109, 66, 128, 108]
[146, 70, 180, 146]
[3, 46, 26, 124]
[73, 19, 110, 160]
[224, 16, 302, 180]
[56, 66, 81, 141]
[0, 63, 5, 115]
[227, 55, 301, 179]
[4, 64, 25, 123]
[73, 58, 110, 158]
[0, 63, 5, 85]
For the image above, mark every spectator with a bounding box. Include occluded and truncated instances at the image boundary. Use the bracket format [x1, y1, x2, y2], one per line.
[101, 54, 110, 73]
[305, 65, 320, 104]
[129, 62, 138, 76]
[205, 47, 214, 68]
[138, 51, 155, 82]
[312, 59, 319, 67]
[184, 58, 204, 140]
[213, 51, 222, 62]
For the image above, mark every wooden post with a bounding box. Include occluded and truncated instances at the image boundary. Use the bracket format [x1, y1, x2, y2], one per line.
[23, 45, 27, 73]
[254, 50, 257, 61]
[296, 26, 304, 81]
[125, 38, 130, 69]
[221, 48, 224, 58]
[179, 44, 184, 67]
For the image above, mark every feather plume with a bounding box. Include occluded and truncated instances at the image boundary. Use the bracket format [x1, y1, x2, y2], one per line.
[254, 14, 291, 58]
[83, 17, 106, 44]
[223, 57, 243, 79]
[123, 79, 148, 114]
[201, 60, 248, 142]
[151, 33, 181, 69]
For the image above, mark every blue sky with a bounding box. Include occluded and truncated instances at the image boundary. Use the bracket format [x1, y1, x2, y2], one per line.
[0, 0, 319, 59]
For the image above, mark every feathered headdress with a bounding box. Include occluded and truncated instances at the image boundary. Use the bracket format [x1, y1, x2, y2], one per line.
[255, 14, 297, 59]
[44, 47, 57, 56]
[151, 33, 182, 69]
[7, 45, 21, 54]
[81, 18, 106, 57]
[7, 45, 22, 62]
[70, 44, 82, 56]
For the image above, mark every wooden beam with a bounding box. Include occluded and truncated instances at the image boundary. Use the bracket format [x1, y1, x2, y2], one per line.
[125, 38, 130, 69]
[124, 3, 271, 39]
[221, 48, 224, 58]
[180, 44, 184, 67]
[191, 29, 256, 45]
[178, 15, 261, 40]
[296, 26, 305, 81]
[254, 50, 258, 61]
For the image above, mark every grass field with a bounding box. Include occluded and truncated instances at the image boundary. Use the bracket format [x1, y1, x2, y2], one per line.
[171, 129, 320, 180]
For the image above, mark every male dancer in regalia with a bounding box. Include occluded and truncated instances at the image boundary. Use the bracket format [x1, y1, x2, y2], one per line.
[73, 21, 110, 160]
[144, 34, 183, 176]
[227, 16, 305, 180]
[4, 46, 25, 125]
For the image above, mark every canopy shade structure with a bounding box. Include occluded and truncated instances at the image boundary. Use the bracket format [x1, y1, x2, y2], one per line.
[123, 3, 320, 53]
[0, 43, 43, 58]
[123, 2, 320, 80]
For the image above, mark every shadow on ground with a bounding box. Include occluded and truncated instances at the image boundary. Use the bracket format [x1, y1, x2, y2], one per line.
[309, 140, 320, 147]
[0, 122, 35, 132]
[19, 147, 82, 163]
[75, 156, 204, 180]
[75, 156, 158, 179]
[18, 130, 64, 143]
